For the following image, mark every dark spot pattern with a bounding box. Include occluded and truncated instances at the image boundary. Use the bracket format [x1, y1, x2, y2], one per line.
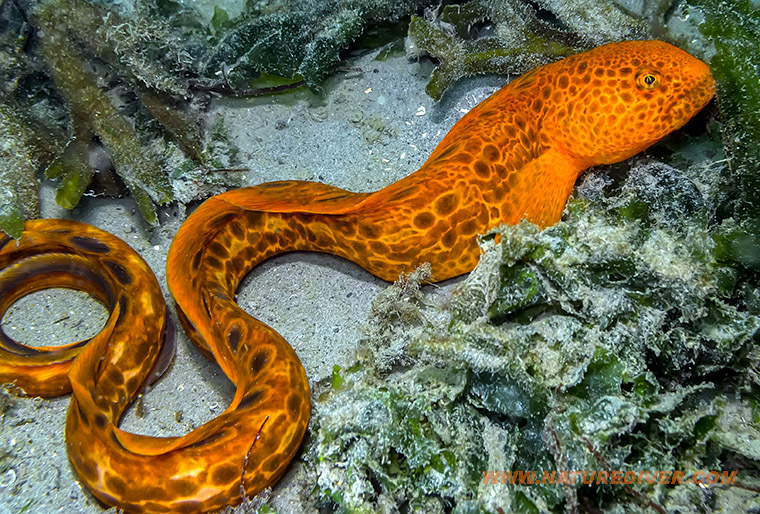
[413, 212, 435, 229]
[211, 464, 239, 486]
[250, 350, 269, 374]
[70, 236, 110, 254]
[95, 414, 107, 428]
[226, 325, 241, 353]
[191, 250, 203, 271]
[105, 260, 132, 285]
[185, 430, 228, 450]
[238, 390, 264, 410]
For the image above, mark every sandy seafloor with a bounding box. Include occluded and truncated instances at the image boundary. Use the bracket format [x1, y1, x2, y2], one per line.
[0, 15, 511, 514]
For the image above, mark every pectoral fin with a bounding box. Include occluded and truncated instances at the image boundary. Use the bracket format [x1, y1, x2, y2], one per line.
[503, 148, 584, 228]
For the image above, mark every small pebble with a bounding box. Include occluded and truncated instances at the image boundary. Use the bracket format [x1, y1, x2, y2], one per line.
[309, 106, 328, 122]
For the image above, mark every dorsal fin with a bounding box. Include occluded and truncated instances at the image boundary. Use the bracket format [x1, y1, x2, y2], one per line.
[219, 180, 370, 214]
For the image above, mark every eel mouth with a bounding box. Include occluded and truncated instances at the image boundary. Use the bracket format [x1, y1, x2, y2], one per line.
[696, 70, 717, 103]
[663, 70, 716, 128]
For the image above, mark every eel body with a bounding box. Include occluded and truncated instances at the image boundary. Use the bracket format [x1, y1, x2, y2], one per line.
[0, 40, 714, 513]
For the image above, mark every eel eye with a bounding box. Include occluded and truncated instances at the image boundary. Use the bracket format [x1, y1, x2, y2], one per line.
[635, 71, 660, 90]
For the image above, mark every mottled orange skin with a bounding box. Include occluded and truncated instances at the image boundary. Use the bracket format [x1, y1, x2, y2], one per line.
[0, 41, 714, 513]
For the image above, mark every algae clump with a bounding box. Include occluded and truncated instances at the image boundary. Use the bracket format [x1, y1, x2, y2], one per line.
[307, 147, 760, 511]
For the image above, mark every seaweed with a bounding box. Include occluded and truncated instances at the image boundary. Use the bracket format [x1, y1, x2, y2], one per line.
[307, 145, 760, 511]
[33, 2, 174, 224]
[0, 1, 55, 238]
[0, 0, 241, 236]
[0, 106, 45, 238]
[202, 0, 436, 92]
[407, 0, 644, 100]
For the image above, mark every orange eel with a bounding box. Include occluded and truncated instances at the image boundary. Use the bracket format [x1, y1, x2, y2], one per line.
[0, 41, 714, 513]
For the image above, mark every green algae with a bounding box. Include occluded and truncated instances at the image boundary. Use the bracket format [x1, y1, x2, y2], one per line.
[44, 140, 95, 211]
[0, 3, 60, 239]
[135, 85, 206, 165]
[687, 0, 760, 270]
[2, 0, 436, 234]
[487, 263, 549, 324]
[203, 0, 436, 93]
